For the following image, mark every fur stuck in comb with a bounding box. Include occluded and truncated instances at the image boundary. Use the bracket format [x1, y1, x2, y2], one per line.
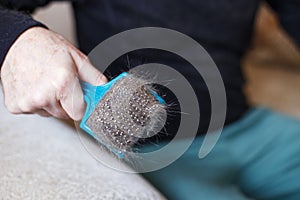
[80, 71, 166, 158]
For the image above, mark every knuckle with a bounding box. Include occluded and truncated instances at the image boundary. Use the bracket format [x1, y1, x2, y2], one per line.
[4, 99, 19, 114]
[5, 103, 20, 114]
[31, 93, 49, 107]
[17, 99, 33, 113]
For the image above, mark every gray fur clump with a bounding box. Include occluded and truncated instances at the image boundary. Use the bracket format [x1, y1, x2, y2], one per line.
[86, 72, 166, 156]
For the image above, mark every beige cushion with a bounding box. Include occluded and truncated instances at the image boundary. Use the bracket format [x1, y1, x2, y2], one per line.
[0, 91, 164, 200]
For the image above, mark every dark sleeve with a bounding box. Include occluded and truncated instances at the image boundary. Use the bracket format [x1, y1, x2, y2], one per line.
[266, 0, 300, 47]
[0, 0, 52, 11]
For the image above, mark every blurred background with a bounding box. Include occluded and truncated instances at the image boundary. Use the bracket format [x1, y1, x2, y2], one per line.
[34, 1, 300, 119]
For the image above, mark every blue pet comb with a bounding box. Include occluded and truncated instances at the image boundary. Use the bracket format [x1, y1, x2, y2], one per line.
[80, 72, 165, 158]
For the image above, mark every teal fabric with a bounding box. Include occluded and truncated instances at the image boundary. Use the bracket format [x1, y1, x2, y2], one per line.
[142, 107, 300, 199]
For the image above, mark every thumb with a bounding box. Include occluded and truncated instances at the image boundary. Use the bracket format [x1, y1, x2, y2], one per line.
[71, 50, 108, 86]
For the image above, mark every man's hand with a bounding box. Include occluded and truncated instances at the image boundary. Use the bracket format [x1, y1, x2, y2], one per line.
[0, 27, 107, 120]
